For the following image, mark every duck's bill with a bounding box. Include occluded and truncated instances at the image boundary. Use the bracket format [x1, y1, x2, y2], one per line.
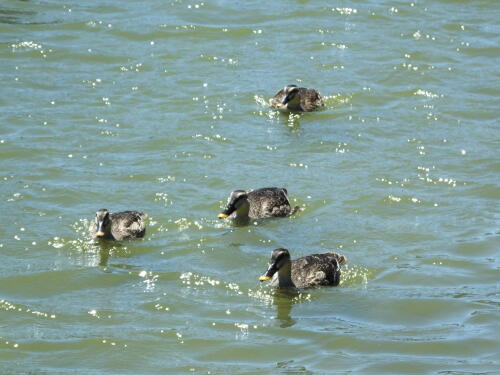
[95, 222, 106, 237]
[218, 213, 229, 219]
[260, 263, 278, 281]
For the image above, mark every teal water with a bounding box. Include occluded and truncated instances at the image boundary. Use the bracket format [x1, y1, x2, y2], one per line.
[1, 0, 499, 374]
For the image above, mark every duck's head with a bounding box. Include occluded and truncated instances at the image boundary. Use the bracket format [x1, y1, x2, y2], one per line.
[259, 248, 291, 281]
[280, 85, 300, 106]
[94, 209, 111, 237]
[218, 190, 248, 219]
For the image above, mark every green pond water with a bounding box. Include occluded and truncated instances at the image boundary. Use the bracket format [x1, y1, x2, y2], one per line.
[0, 0, 499, 374]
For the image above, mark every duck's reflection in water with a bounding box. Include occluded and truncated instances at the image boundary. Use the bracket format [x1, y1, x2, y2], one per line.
[272, 289, 299, 328]
[95, 241, 132, 268]
[96, 241, 116, 267]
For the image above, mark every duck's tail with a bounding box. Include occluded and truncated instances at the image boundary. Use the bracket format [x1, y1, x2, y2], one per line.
[289, 205, 300, 216]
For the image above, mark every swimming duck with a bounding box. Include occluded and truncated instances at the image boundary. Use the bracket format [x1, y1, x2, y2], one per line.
[89, 209, 147, 240]
[218, 187, 297, 220]
[259, 248, 347, 288]
[271, 84, 324, 112]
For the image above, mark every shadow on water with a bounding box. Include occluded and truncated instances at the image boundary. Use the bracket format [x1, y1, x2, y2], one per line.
[231, 217, 252, 227]
[218, 215, 291, 228]
[95, 240, 116, 267]
[0, 4, 60, 25]
[272, 288, 300, 328]
[218, 214, 299, 229]
[88, 239, 147, 274]
[276, 103, 335, 131]
[0, 6, 34, 24]
[94, 240, 135, 269]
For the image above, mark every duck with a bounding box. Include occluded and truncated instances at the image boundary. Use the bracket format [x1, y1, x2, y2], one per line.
[89, 209, 147, 240]
[271, 84, 324, 112]
[218, 187, 297, 220]
[259, 248, 347, 288]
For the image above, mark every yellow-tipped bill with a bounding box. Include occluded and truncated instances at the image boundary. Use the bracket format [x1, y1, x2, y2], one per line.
[259, 275, 271, 281]
[218, 213, 229, 219]
[95, 231, 105, 237]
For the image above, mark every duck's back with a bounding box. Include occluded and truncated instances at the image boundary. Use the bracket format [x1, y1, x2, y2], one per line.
[247, 187, 291, 218]
[299, 88, 324, 112]
[291, 252, 347, 288]
[110, 211, 147, 240]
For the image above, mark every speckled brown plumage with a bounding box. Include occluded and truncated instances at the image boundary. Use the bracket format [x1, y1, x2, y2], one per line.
[246, 187, 293, 218]
[290, 252, 347, 288]
[219, 187, 297, 220]
[261, 248, 347, 289]
[271, 85, 324, 112]
[89, 209, 147, 241]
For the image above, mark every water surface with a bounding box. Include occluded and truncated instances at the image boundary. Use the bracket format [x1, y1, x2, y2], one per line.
[1, 0, 499, 374]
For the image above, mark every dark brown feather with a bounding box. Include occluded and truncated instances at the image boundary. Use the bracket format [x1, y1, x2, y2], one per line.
[89, 210, 147, 240]
[291, 252, 347, 288]
[246, 187, 292, 218]
[271, 86, 324, 112]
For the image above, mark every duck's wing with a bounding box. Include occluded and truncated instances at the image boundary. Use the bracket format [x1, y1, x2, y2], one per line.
[271, 88, 287, 108]
[291, 252, 346, 288]
[300, 89, 324, 111]
[111, 211, 147, 239]
[248, 188, 291, 218]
